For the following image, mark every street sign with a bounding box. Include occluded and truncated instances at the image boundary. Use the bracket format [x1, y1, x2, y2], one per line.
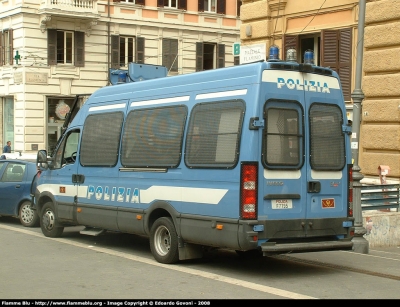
[240, 43, 266, 64]
[233, 42, 240, 56]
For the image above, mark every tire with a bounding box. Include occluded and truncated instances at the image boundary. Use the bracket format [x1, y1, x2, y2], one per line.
[40, 202, 64, 238]
[19, 201, 40, 227]
[149, 217, 179, 264]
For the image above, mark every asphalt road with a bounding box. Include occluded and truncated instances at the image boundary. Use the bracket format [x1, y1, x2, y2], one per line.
[1, 216, 399, 300]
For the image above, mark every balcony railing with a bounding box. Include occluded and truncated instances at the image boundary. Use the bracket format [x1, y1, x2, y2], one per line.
[39, 0, 99, 34]
[40, 0, 98, 15]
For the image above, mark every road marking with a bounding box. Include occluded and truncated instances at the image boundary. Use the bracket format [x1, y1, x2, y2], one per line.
[339, 250, 400, 262]
[0, 224, 316, 299]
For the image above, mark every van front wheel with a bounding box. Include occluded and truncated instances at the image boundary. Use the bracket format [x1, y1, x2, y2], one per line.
[150, 217, 179, 264]
[40, 202, 64, 238]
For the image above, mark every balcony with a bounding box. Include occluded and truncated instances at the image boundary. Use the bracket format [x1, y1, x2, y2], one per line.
[39, 0, 100, 34]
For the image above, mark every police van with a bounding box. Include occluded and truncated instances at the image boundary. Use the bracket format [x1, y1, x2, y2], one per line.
[34, 47, 354, 264]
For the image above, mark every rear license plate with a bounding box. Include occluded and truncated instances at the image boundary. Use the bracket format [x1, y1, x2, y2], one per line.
[272, 199, 293, 209]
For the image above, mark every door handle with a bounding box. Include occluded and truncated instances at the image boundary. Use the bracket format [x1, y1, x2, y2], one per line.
[308, 181, 321, 193]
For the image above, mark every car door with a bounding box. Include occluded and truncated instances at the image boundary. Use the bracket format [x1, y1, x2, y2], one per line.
[0, 162, 27, 216]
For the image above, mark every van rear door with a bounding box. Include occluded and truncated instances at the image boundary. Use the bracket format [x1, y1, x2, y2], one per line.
[259, 70, 349, 238]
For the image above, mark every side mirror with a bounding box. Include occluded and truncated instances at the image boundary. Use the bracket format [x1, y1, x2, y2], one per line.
[37, 150, 49, 170]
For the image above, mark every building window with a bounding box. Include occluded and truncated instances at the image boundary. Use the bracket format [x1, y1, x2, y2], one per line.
[196, 42, 225, 71]
[57, 31, 74, 64]
[0, 29, 13, 66]
[111, 35, 145, 69]
[47, 30, 85, 67]
[283, 28, 352, 101]
[162, 38, 178, 72]
[117, 0, 146, 4]
[120, 36, 135, 67]
[198, 0, 225, 14]
[157, 0, 186, 9]
[164, 0, 177, 8]
[204, 0, 216, 12]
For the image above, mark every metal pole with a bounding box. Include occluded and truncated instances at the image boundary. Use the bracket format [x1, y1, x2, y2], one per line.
[351, 0, 369, 254]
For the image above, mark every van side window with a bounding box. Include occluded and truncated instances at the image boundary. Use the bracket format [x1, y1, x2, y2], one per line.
[53, 130, 80, 169]
[121, 106, 187, 168]
[310, 103, 345, 170]
[185, 100, 245, 168]
[80, 112, 124, 166]
[263, 101, 303, 169]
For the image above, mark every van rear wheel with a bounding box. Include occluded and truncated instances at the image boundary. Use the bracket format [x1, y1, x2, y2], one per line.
[150, 217, 179, 264]
[40, 202, 64, 238]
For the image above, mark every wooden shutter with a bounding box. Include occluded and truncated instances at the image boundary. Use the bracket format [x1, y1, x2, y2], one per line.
[178, 0, 187, 10]
[136, 36, 145, 64]
[283, 35, 299, 61]
[198, 0, 204, 12]
[237, 0, 241, 17]
[196, 42, 203, 71]
[111, 35, 120, 69]
[136, 0, 145, 5]
[162, 39, 170, 69]
[48, 29, 57, 66]
[338, 28, 352, 101]
[157, 0, 163, 7]
[170, 39, 178, 72]
[0, 31, 3, 66]
[322, 29, 352, 101]
[8, 29, 13, 65]
[321, 30, 338, 71]
[217, 0, 226, 14]
[74, 31, 85, 67]
[217, 44, 225, 68]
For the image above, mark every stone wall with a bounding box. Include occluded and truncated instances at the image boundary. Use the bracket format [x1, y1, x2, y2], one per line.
[361, 0, 400, 179]
[363, 211, 400, 247]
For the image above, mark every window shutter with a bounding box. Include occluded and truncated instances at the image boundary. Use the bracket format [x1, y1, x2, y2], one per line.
[196, 42, 203, 71]
[74, 31, 85, 67]
[8, 29, 13, 65]
[157, 0, 163, 7]
[111, 35, 120, 69]
[339, 28, 352, 101]
[136, 36, 145, 64]
[0, 31, 3, 66]
[237, 0, 241, 17]
[178, 0, 187, 10]
[198, 0, 204, 12]
[162, 39, 171, 69]
[234, 56, 239, 66]
[136, 0, 145, 5]
[283, 35, 299, 61]
[321, 30, 338, 72]
[48, 29, 57, 66]
[170, 39, 178, 72]
[217, 0, 226, 14]
[217, 44, 225, 68]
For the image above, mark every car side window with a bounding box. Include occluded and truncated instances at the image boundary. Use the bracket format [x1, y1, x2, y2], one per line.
[1, 163, 26, 182]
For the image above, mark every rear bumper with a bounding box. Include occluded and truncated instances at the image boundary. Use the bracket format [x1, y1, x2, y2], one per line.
[261, 240, 353, 255]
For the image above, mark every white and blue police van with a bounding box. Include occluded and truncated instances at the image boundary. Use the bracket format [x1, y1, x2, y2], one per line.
[34, 47, 354, 264]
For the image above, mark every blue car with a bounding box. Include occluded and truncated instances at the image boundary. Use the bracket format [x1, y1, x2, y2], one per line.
[0, 159, 39, 227]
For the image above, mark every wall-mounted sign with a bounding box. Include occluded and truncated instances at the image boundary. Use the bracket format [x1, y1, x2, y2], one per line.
[14, 72, 23, 84]
[26, 72, 48, 84]
[240, 43, 266, 64]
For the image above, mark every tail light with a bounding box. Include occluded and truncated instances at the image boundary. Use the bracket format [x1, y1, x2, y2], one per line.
[348, 165, 353, 217]
[240, 162, 258, 220]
